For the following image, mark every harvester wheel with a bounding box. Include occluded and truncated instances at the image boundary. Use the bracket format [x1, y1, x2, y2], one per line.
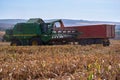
[29, 38, 42, 46]
[11, 40, 21, 46]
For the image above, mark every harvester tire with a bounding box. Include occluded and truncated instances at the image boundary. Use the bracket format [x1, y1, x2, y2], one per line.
[29, 38, 42, 46]
[11, 40, 21, 46]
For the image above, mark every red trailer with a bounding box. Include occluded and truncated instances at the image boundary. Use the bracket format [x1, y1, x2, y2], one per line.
[53, 20, 115, 46]
[65, 24, 115, 39]
[62, 24, 115, 46]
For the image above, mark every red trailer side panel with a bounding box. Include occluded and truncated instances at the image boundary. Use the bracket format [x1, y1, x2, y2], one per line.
[64, 24, 115, 39]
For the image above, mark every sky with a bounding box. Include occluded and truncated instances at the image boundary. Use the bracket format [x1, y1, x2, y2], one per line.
[0, 0, 120, 22]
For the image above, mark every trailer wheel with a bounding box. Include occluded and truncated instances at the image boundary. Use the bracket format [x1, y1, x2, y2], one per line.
[79, 39, 87, 46]
[103, 40, 110, 46]
[29, 38, 42, 46]
[11, 40, 21, 46]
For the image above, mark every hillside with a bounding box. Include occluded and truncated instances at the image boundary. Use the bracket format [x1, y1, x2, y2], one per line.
[0, 19, 120, 29]
[0, 19, 27, 24]
[0, 19, 26, 31]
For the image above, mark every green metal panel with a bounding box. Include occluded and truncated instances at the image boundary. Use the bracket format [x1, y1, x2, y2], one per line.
[41, 34, 52, 42]
[13, 23, 41, 40]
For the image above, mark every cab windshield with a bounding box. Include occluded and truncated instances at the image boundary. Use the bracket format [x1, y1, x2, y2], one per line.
[40, 23, 51, 33]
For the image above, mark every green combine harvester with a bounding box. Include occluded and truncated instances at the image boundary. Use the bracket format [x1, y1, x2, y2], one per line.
[4, 18, 79, 46]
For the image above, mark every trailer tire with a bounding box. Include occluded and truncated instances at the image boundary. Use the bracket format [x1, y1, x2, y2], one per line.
[79, 39, 87, 46]
[29, 38, 43, 46]
[11, 40, 21, 46]
[103, 41, 110, 46]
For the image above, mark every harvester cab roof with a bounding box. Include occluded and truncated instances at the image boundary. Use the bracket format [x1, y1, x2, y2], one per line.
[27, 18, 45, 23]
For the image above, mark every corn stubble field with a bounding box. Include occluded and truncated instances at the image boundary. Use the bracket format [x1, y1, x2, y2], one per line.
[0, 40, 120, 80]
